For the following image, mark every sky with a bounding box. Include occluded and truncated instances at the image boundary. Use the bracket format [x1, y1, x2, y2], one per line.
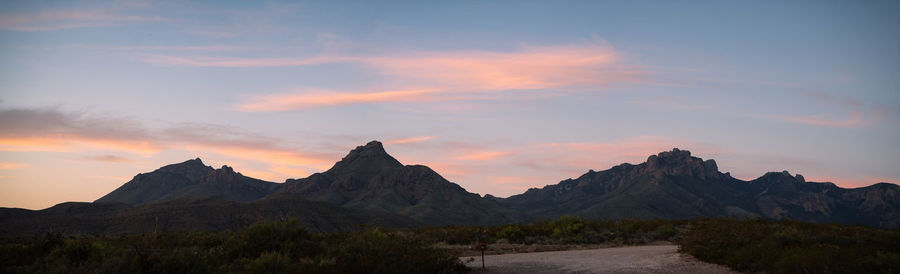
[1, 0, 898, 210]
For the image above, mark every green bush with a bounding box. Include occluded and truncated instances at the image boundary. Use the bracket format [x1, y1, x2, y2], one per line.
[496, 225, 525, 243]
[551, 216, 587, 243]
[326, 229, 467, 274]
[678, 218, 900, 273]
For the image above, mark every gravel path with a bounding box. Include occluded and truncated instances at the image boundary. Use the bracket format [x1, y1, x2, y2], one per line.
[461, 245, 735, 273]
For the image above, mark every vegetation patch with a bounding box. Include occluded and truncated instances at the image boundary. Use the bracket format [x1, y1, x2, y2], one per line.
[679, 218, 900, 273]
[2, 217, 897, 273]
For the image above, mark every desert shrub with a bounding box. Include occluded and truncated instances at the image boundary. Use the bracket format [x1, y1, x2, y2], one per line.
[417, 225, 487, 245]
[155, 249, 214, 274]
[0, 219, 468, 274]
[325, 229, 467, 274]
[679, 218, 900, 273]
[224, 219, 321, 260]
[652, 223, 678, 240]
[496, 225, 525, 243]
[242, 251, 294, 273]
[551, 216, 587, 243]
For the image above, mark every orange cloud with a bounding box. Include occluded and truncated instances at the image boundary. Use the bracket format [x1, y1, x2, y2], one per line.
[145, 43, 646, 110]
[456, 151, 512, 161]
[386, 136, 436, 145]
[360, 44, 643, 92]
[0, 162, 28, 170]
[83, 155, 137, 163]
[0, 137, 163, 155]
[0, 137, 73, 152]
[237, 89, 442, 111]
[193, 146, 332, 170]
[0, 107, 336, 178]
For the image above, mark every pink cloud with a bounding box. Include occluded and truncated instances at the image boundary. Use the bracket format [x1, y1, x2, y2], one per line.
[237, 89, 442, 111]
[360, 44, 644, 92]
[141, 54, 347, 68]
[386, 136, 436, 145]
[82, 155, 137, 163]
[456, 151, 513, 161]
[72, 44, 247, 52]
[0, 10, 168, 31]
[0, 162, 27, 170]
[0, 108, 336, 176]
[143, 43, 648, 110]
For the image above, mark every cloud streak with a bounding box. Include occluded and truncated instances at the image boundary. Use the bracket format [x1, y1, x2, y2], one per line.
[140, 54, 345, 68]
[0, 107, 334, 176]
[386, 136, 436, 145]
[237, 89, 442, 111]
[143, 43, 648, 111]
[456, 151, 513, 161]
[0, 162, 28, 170]
[0, 10, 168, 31]
[82, 155, 136, 163]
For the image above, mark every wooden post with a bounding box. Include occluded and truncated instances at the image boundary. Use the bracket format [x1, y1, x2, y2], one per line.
[481, 248, 485, 269]
[476, 242, 487, 269]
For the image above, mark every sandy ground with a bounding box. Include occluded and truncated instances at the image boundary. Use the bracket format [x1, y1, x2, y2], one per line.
[461, 245, 735, 273]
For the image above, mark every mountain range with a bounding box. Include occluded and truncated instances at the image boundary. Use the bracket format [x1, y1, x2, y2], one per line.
[2, 141, 897, 236]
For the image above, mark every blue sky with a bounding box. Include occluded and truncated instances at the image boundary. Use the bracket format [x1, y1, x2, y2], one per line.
[1, 0, 898, 209]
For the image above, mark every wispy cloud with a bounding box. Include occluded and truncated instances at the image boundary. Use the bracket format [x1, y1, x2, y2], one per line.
[0, 10, 168, 31]
[0, 108, 163, 154]
[82, 155, 136, 163]
[456, 151, 513, 161]
[71, 44, 246, 52]
[237, 89, 442, 111]
[0, 107, 335, 177]
[140, 54, 345, 68]
[386, 136, 435, 145]
[771, 111, 865, 128]
[0, 162, 28, 170]
[143, 43, 648, 110]
[362, 44, 644, 92]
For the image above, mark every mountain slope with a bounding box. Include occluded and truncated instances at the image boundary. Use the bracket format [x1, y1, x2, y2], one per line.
[5, 144, 897, 236]
[1, 194, 416, 237]
[278, 141, 519, 225]
[503, 148, 900, 228]
[94, 158, 279, 205]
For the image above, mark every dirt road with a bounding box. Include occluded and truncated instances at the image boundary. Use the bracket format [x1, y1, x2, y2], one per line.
[461, 245, 735, 273]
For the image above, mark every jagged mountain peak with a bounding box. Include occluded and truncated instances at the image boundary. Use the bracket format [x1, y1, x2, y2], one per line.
[757, 170, 805, 183]
[643, 148, 721, 179]
[327, 140, 403, 175]
[94, 158, 277, 206]
[158, 158, 213, 174]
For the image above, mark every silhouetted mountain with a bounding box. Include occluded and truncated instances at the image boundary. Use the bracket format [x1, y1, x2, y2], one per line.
[278, 141, 519, 225]
[503, 148, 900, 228]
[2, 144, 897, 236]
[745, 172, 899, 228]
[0, 194, 416, 237]
[95, 158, 280, 205]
